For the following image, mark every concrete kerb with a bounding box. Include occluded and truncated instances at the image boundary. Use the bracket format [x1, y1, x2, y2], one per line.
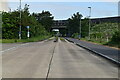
[65, 38, 120, 65]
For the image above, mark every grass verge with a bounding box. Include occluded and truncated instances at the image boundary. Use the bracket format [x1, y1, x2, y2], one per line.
[1, 35, 51, 43]
[80, 38, 120, 49]
[48, 37, 55, 41]
[60, 37, 66, 42]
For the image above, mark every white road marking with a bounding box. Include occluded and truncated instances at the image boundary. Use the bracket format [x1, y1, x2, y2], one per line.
[1, 43, 29, 53]
[1, 40, 48, 53]
[64, 39, 70, 43]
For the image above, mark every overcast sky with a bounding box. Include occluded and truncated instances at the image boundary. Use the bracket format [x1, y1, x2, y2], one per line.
[8, 0, 119, 20]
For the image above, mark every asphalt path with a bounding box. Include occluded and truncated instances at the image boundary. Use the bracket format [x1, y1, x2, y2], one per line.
[65, 38, 120, 63]
[2, 38, 118, 79]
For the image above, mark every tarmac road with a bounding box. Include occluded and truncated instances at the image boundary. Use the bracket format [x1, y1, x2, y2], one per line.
[65, 37, 120, 63]
[2, 38, 118, 79]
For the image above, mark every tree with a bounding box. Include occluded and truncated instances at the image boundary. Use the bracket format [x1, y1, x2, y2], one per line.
[2, 11, 20, 39]
[67, 12, 82, 37]
[81, 18, 89, 38]
[111, 30, 120, 42]
[2, 4, 49, 39]
[32, 11, 54, 32]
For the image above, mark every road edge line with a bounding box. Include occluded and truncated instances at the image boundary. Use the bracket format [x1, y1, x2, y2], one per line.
[1, 43, 29, 53]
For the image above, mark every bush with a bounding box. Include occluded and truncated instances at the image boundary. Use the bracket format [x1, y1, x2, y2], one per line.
[106, 30, 120, 48]
[72, 33, 79, 38]
[111, 30, 120, 42]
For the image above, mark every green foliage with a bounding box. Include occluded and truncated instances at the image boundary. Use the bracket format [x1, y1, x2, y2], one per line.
[67, 12, 82, 36]
[60, 37, 65, 42]
[72, 33, 79, 38]
[59, 29, 66, 37]
[81, 18, 89, 38]
[2, 11, 20, 39]
[107, 30, 120, 48]
[2, 4, 50, 39]
[111, 30, 120, 42]
[32, 11, 54, 32]
[0, 12, 2, 39]
[90, 23, 118, 42]
[2, 35, 50, 43]
[83, 22, 119, 48]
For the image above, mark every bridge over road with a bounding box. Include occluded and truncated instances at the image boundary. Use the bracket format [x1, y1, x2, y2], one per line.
[51, 20, 68, 36]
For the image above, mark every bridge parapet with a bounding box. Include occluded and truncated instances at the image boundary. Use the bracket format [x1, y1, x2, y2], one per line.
[52, 20, 68, 29]
[52, 26, 67, 29]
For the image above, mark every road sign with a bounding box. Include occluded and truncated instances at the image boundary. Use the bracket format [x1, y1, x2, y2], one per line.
[27, 32, 30, 38]
[26, 26, 30, 38]
[26, 26, 30, 29]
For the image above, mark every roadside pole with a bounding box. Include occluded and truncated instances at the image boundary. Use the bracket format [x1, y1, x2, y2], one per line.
[19, 0, 22, 39]
[26, 26, 30, 39]
[79, 17, 81, 39]
[88, 7, 91, 40]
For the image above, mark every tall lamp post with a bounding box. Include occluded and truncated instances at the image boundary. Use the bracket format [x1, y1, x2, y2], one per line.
[79, 16, 82, 39]
[88, 7, 91, 40]
[19, 0, 22, 39]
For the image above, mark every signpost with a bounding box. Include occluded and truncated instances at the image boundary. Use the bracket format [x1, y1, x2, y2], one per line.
[26, 26, 30, 38]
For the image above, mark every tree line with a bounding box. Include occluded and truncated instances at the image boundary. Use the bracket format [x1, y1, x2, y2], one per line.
[67, 12, 119, 47]
[2, 4, 53, 39]
[67, 12, 89, 38]
[2, 3, 119, 46]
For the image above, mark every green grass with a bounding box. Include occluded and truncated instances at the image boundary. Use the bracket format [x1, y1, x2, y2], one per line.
[48, 37, 55, 41]
[104, 41, 120, 48]
[0, 39, 2, 43]
[1, 35, 51, 43]
[60, 37, 66, 42]
[55, 36, 58, 42]
[80, 38, 120, 49]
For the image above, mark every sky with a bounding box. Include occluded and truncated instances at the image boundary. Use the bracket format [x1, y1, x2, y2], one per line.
[7, 1, 119, 20]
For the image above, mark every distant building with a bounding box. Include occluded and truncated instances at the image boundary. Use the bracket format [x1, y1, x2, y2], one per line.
[91, 16, 120, 24]
[53, 16, 120, 28]
[53, 16, 120, 29]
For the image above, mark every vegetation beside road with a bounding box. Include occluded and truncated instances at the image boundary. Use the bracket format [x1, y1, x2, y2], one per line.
[2, 4, 53, 43]
[67, 13, 119, 49]
[54, 36, 58, 42]
[60, 37, 66, 42]
[81, 38, 120, 49]
[79, 23, 119, 49]
[2, 35, 51, 43]
[67, 12, 83, 37]
[1, 3, 119, 47]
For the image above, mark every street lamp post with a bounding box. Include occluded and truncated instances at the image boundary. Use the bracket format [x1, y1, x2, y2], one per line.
[19, 0, 21, 39]
[88, 7, 91, 40]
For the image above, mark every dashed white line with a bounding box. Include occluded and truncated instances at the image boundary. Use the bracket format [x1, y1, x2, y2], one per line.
[1, 43, 29, 53]
[64, 39, 70, 43]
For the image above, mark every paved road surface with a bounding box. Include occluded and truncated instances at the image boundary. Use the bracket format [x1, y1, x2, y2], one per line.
[2, 43, 22, 51]
[65, 37, 120, 62]
[2, 38, 118, 79]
